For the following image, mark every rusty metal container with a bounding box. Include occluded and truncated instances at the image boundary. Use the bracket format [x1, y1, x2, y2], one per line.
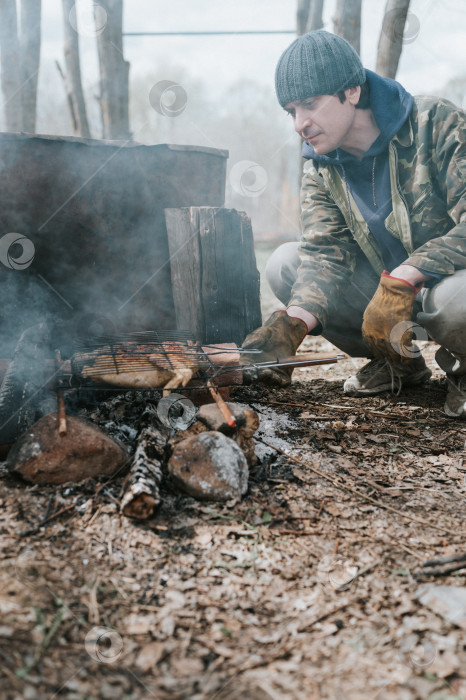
[0, 133, 228, 354]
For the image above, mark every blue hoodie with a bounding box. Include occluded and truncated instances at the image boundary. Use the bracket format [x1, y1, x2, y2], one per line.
[302, 69, 414, 272]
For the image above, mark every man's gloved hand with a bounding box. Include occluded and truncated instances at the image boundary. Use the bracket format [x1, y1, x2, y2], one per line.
[362, 271, 422, 364]
[241, 310, 307, 386]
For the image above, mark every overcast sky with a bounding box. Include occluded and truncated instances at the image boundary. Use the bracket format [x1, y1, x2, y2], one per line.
[37, 0, 466, 112]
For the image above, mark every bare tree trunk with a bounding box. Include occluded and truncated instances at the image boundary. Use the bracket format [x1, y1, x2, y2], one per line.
[95, 0, 130, 140]
[308, 0, 324, 32]
[297, 0, 324, 35]
[297, 0, 311, 35]
[333, 0, 362, 54]
[0, 0, 22, 131]
[20, 0, 41, 133]
[61, 0, 91, 138]
[376, 0, 411, 78]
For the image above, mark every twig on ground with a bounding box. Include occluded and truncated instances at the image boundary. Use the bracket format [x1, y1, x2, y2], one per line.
[414, 561, 466, 578]
[17, 502, 76, 537]
[261, 440, 464, 536]
[414, 551, 466, 577]
[395, 541, 426, 562]
[272, 528, 321, 536]
[422, 551, 466, 566]
[298, 598, 361, 632]
[266, 400, 419, 420]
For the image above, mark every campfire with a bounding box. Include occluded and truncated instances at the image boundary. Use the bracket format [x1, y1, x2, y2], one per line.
[0, 321, 344, 520]
[0, 134, 348, 530]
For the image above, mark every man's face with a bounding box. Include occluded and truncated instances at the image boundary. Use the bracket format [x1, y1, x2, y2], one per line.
[284, 87, 361, 155]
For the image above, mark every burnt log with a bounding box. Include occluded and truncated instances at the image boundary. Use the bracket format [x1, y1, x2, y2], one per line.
[120, 425, 166, 519]
[165, 207, 261, 345]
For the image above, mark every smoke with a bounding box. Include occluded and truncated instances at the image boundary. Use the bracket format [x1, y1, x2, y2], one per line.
[0, 131, 233, 364]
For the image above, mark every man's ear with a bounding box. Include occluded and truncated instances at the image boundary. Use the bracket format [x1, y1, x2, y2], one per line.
[346, 85, 361, 106]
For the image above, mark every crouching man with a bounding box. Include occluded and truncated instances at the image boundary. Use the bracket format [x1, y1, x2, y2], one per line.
[242, 30, 466, 417]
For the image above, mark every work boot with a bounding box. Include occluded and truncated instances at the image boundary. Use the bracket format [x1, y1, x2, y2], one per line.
[444, 375, 466, 418]
[343, 355, 431, 396]
[434, 348, 466, 418]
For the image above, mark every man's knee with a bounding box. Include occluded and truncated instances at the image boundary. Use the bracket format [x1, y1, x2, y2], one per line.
[418, 270, 466, 354]
[264, 241, 300, 306]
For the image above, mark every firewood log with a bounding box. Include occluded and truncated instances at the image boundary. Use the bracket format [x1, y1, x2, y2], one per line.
[120, 425, 167, 519]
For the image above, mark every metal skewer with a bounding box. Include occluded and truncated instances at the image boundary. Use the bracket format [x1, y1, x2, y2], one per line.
[55, 350, 67, 436]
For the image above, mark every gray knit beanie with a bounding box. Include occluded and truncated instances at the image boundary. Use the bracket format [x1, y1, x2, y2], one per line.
[275, 30, 365, 107]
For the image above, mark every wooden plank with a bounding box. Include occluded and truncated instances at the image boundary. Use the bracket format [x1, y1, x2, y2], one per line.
[165, 207, 204, 340]
[238, 211, 262, 336]
[165, 206, 261, 345]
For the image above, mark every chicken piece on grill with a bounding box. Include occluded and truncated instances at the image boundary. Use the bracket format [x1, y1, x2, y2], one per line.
[77, 342, 200, 394]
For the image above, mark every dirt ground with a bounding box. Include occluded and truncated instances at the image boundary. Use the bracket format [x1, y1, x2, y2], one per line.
[1, 335, 466, 700]
[1, 246, 466, 699]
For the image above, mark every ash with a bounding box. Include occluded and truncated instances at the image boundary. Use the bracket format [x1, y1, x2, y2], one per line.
[236, 402, 298, 459]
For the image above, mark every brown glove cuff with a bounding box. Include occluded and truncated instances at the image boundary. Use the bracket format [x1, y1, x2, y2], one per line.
[381, 271, 423, 295]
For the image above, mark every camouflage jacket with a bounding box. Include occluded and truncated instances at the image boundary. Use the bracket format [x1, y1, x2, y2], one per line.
[290, 96, 466, 328]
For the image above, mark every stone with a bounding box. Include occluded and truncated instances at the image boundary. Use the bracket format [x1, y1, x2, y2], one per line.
[177, 402, 260, 466]
[416, 584, 466, 630]
[6, 413, 129, 485]
[167, 430, 248, 501]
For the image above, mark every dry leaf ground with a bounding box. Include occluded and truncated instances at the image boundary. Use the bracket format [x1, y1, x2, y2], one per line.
[1, 244, 465, 699]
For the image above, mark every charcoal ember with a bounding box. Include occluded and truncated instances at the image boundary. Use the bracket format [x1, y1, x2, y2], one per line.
[167, 430, 248, 501]
[6, 414, 129, 485]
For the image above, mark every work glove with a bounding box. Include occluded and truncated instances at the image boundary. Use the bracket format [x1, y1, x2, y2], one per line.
[362, 271, 422, 364]
[241, 310, 307, 387]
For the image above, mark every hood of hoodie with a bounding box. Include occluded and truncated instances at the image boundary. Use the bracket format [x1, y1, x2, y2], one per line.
[301, 69, 414, 165]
